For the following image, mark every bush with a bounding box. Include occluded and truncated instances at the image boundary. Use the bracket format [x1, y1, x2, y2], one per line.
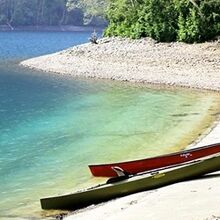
[104, 0, 220, 43]
[177, 8, 202, 43]
[200, 0, 220, 39]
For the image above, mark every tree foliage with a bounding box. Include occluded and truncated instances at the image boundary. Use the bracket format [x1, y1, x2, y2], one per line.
[0, 0, 107, 26]
[105, 0, 220, 43]
[66, 0, 108, 25]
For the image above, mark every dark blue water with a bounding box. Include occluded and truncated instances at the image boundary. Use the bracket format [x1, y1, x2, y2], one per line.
[0, 31, 219, 220]
[0, 31, 93, 60]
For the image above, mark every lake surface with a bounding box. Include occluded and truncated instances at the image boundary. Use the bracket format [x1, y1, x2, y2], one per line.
[0, 31, 220, 220]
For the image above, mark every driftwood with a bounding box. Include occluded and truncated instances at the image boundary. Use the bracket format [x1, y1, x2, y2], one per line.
[89, 30, 98, 44]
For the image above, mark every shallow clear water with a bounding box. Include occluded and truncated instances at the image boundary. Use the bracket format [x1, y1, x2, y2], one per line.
[0, 31, 220, 219]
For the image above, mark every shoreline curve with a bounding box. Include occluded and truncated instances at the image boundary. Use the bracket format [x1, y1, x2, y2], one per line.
[20, 37, 220, 220]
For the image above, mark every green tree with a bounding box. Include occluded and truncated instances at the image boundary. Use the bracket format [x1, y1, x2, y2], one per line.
[105, 0, 139, 37]
[66, 0, 107, 25]
[0, 0, 106, 26]
[105, 0, 220, 43]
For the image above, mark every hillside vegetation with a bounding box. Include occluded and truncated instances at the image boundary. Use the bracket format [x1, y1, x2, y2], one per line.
[0, 0, 107, 27]
[104, 0, 220, 43]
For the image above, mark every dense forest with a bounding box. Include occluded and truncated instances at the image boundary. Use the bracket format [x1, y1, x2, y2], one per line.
[0, 0, 219, 43]
[104, 0, 220, 43]
[0, 0, 107, 27]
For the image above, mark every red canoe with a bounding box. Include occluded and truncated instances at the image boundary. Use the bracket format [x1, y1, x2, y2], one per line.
[89, 143, 220, 177]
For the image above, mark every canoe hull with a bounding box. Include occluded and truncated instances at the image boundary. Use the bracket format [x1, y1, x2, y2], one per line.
[41, 153, 220, 210]
[89, 143, 220, 177]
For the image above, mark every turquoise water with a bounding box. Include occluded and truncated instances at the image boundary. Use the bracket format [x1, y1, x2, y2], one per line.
[0, 31, 220, 219]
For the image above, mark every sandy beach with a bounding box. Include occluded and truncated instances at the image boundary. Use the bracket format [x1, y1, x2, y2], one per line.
[20, 37, 220, 220]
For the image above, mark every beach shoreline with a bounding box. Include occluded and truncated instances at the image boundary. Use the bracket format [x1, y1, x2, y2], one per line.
[20, 37, 220, 220]
[62, 116, 220, 220]
[64, 116, 220, 220]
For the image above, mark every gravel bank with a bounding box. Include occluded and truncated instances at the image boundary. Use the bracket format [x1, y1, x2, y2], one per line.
[21, 37, 220, 91]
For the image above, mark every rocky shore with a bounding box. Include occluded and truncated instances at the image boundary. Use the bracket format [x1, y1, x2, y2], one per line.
[21, 37, 220, 91]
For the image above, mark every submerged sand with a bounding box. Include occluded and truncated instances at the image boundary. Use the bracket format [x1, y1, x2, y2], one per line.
[20, 37, 220, 220]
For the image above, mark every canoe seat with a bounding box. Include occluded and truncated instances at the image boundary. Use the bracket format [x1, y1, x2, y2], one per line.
[106, 166, 131, 184]
[106, 175, 129, 184]
[111, 166, 131, 177]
